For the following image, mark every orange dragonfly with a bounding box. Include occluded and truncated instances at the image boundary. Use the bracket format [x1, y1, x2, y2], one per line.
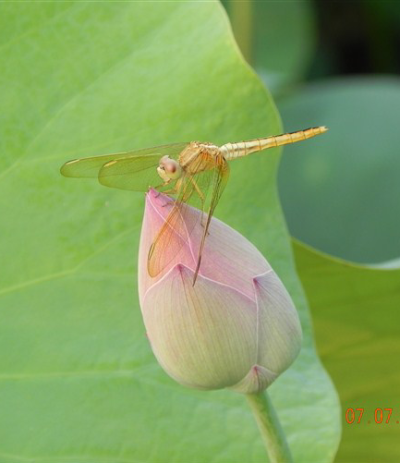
[61, 126, 327, 284]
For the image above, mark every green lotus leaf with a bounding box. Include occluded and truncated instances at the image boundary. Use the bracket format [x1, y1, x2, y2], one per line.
[0, 2, 339, 462]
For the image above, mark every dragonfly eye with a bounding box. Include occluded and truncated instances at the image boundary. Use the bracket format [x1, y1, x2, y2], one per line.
[159, 156, 182, 180]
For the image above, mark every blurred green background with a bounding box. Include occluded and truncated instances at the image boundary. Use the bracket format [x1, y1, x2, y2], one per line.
[223, 0, 400, 462]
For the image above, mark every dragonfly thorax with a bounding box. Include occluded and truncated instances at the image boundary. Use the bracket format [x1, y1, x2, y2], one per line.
[179, 142, 220, 174]
[157, 155, 182, 183]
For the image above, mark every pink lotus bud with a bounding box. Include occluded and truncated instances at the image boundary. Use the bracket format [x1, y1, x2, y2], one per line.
[138, 189, 302, 394]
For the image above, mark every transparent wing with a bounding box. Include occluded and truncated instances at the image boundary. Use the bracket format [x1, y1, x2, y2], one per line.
[99, 155, 167, 192]
[60, 142, 188, 192]
[147, 155, 216, 277]
[193, 157, 230, 283]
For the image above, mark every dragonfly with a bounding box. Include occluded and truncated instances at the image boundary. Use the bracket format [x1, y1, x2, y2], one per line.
[61, 126, 327, 284]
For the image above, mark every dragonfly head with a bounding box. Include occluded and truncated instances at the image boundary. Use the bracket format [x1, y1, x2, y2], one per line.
[157, 155, 182, 182]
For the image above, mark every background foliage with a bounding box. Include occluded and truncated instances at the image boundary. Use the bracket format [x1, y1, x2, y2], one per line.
[224, 0, 400, 461]
[0, 2, 340, 463]
[294, 241, 400, 463]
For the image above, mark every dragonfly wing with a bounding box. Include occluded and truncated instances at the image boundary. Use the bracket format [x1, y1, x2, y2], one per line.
[147, 156, 215, 277]
[60, 142, 188, 191]
[193, 158, 230, 283]
[99, 154, 166, 192]
[147, 175, 197, 277]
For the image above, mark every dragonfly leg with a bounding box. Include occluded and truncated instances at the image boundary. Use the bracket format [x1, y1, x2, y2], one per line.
[188, 177, 208, 226]
[158, 181, 182, 207]
[190, 177, 205, 202]
[154, 180, 172, 197]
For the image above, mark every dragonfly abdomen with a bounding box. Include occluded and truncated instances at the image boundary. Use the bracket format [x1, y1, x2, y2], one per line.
[221, 126, 328, 160]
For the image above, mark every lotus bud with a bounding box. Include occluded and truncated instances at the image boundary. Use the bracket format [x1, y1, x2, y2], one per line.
[138, 189, 302, 394]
